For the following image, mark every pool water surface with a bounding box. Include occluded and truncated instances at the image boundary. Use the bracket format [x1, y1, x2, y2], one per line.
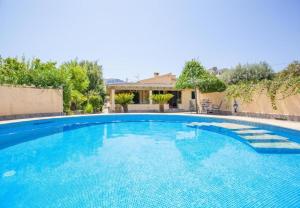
[1, 115, 300, 207]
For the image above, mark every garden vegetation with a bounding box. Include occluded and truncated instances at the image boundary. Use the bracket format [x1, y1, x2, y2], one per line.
[0, 56, 105, 114]
[176, 59, 226, 113]
[221, 61, 300, 110]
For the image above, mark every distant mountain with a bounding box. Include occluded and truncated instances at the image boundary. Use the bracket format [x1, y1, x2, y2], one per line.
[104, 78, 125, 84]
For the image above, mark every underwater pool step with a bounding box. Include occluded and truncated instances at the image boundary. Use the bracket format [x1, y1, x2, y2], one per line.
[234, 129, 270, 135]
[251, 141, 300, 153]
[187, 122, 255, 130]
[186, 122, 300, 154]
[242, 134, 289, 143]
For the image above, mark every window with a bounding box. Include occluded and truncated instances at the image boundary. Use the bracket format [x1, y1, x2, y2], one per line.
[191, 91, 195, 99]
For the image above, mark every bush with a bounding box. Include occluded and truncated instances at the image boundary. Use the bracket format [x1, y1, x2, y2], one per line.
[84, 103, 94, 114]
[70, 90, 87, 111]
[0, 57, 105, 114]
[88, 94, 103, 112]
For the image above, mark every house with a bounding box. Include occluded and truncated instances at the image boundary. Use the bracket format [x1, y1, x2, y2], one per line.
[106, 73, 196, 112]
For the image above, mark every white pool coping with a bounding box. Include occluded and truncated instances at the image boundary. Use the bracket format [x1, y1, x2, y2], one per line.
[0, 113, 299, 131]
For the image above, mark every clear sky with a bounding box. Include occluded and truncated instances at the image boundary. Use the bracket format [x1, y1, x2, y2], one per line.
[1, 0, 299, 81]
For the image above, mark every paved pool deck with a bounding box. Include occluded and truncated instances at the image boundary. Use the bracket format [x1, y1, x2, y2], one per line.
[0, 113, 299, 131]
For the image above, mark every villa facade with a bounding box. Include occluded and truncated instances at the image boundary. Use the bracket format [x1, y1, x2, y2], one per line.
[106, 73, 196, 112]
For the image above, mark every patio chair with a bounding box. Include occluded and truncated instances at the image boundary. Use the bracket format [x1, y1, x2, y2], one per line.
[208, 100, 223, 114]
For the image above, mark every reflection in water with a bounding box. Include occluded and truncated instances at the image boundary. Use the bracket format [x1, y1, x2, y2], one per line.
[175, 127, 228, 169]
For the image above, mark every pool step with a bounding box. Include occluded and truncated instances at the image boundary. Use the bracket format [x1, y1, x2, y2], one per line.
[187, 122, 255, 130]
[234, 129, 270, 135]
[250, 141, 300, 153]
[187, 122, 300, 154]
[242, 134, 288, 143]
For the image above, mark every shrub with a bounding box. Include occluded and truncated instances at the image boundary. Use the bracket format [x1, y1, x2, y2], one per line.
[88, 94, 103, 112]
[84, 103, 94, 114]
[70, 90, 87, 111]
[0, 56, 106, 114]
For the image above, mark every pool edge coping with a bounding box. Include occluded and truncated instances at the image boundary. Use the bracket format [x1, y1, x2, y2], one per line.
[0, 113, 299, 131]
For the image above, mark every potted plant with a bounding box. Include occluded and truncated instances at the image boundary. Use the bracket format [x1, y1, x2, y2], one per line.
[151, 94, 174, 112]
[115, 93, 134, 113]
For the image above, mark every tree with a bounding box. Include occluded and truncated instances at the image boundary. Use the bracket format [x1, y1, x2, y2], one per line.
[61, 60, 105, 113]
[220, 62, 274, 84]
[60, 60, 90, 111]
[0, 56, 106, 114]
[176, 59, 226, 113]
[150, 94, 174, 112]
[79, 60, 105, 97]
[115, 93, 134, 113]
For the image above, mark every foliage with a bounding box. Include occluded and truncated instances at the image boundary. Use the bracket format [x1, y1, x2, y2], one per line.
[224, 61, 300, 110]
[84, 103, 94, 114]
[60, 61, 89, 93]
[0, 56, 105, 114]
[115, 93, 134, 112]
[115, 93, 134, 105]
[70, 90, 87, 111]
[80, 60, 105, 97]
[150, 94, 174, 104]
[88, 92, 103, 112]
[150, 93, 174, 112]
[225, 82, 257, 103]
[220, 62, 274, 84]
[262, 61, 300, 109]
[176, 59, 226, 93]
[0, 57, 64, 88]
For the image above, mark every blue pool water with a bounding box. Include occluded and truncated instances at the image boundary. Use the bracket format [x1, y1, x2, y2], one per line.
[1, 114, 300, 207]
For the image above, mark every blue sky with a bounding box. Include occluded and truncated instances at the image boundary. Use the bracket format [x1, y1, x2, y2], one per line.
[1, 0, 299, 81]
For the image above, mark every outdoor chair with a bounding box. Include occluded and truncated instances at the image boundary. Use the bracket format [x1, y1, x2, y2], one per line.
[208, 100, 223, 114]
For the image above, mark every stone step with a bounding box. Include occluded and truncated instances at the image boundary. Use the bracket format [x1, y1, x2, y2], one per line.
[242, 134, 289, 143]
[187, 122, 300, 154]
[234, 129, 270, 135]
[243, 134, 288, 140]
[187, 122, 255, 130]
[251, 141, 300, 153]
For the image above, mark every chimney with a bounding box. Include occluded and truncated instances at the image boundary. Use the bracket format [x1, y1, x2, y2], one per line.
[154, 72, 159, 77]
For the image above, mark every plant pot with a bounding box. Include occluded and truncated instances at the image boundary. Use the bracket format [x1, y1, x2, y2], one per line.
[159, 104, 164, 112]
[123, 104, 128, 113]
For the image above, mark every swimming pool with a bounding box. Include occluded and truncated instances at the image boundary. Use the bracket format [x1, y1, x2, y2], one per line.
[1, 114, 300, 207]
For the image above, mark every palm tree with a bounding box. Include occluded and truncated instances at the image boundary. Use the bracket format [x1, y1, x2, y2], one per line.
[115, 93, 134, 113]
[151, 94, 174, 112]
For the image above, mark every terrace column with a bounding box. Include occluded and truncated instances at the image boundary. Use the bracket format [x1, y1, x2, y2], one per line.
[149, 90, 153, 105]
[111, 89, 115, 111]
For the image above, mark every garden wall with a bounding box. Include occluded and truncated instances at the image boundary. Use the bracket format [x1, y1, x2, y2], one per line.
[0, 85, 63, 120]
[198, 90, 300, 121]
